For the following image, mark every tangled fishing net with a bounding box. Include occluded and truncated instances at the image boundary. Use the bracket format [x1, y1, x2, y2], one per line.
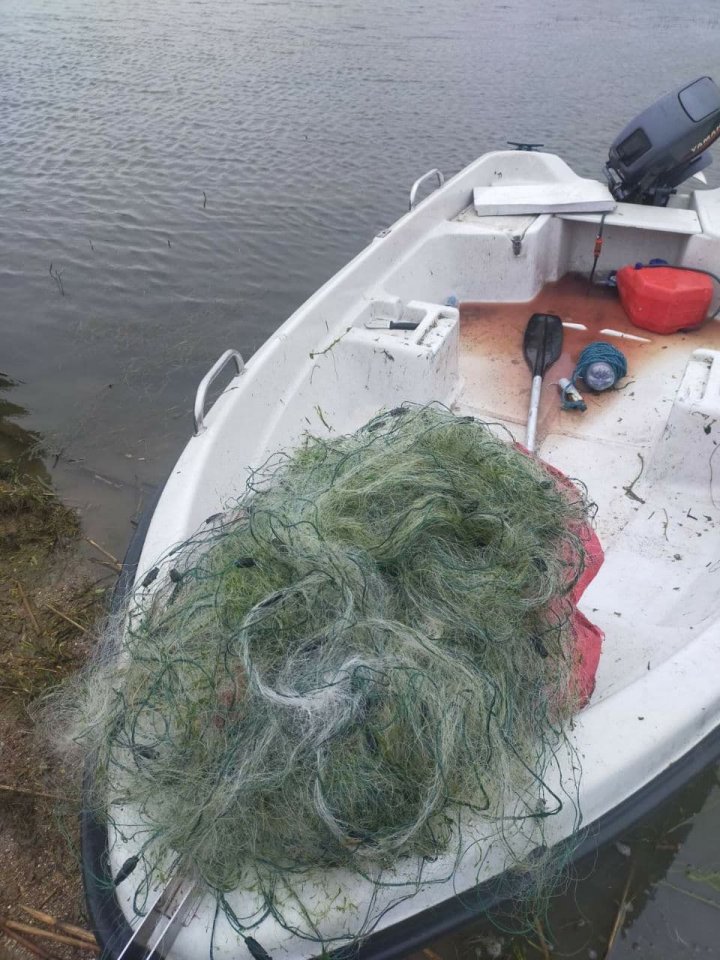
[58, 405, 599, 943]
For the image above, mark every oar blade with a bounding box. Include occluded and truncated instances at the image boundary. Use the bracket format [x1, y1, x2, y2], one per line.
[523, 313, 563, 377]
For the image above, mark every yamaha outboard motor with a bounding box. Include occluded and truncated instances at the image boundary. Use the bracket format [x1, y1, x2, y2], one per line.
[606, 76, 720, 206]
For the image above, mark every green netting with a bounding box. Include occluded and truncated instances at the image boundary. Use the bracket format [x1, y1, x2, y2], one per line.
[62, 405, 592, 944]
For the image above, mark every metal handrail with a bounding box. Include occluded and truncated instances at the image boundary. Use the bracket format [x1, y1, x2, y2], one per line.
[409, 168, 445, 210]
[193, 349, 244, 435]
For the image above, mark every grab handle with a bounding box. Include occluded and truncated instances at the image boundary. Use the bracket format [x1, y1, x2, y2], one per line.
[409, 169, 445, 210]
[193, 349, 244, 435]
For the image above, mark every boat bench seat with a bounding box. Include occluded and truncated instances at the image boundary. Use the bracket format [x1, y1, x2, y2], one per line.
[692, 188, 720, 237]
[560, 202, 702, 236]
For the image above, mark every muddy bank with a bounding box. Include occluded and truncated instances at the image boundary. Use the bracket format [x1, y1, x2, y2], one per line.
[0, 385, 114, 957]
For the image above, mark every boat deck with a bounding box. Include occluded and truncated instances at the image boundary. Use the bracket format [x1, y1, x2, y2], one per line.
[456, 274, 720, 700]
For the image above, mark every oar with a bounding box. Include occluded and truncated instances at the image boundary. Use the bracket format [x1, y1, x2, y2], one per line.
[523, 313, 563, 453]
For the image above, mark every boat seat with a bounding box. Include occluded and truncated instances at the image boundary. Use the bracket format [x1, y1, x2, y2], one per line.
[693, 188, 720, 237]
[559, 202, 702, 236]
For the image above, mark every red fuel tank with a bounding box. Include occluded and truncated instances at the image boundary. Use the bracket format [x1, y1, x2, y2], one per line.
[616, 265, 713, 334]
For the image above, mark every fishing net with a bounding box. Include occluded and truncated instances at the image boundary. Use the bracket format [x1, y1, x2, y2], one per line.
[58, 405, 599, 945]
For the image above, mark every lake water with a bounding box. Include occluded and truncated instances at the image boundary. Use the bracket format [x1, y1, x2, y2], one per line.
[2, 0, 719, 956]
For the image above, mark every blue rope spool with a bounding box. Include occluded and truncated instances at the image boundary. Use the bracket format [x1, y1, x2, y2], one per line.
[573, 341, 627, 392]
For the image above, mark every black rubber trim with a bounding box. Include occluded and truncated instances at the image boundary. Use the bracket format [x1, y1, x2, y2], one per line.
[340, 722, 720, 960]
[81, 485, 164, 960]
[81, 492, 720, 960]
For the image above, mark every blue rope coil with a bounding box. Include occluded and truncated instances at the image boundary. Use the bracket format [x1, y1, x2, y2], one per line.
[572, 341, 627, 392]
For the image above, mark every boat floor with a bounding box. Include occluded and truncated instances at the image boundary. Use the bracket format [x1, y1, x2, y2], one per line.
[456, 274, 720, 700]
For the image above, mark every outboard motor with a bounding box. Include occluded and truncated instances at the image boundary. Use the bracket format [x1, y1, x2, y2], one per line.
[606, 76, 720, 206]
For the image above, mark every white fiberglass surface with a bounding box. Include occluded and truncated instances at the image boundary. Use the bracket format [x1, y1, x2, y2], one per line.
[455, 275, 720, 701]
[121, 177, 720, 960]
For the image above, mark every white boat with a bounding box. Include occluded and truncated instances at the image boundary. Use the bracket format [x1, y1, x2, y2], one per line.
[83, 79, 720, 960]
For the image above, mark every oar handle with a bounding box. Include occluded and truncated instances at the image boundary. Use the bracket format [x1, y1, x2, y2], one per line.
[525, 374, 543, 452]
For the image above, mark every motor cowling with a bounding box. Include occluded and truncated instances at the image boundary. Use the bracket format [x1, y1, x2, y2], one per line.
[606, 76, 720, 206]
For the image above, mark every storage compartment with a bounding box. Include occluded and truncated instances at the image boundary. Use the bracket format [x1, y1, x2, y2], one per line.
[616, 264, 713, 334]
